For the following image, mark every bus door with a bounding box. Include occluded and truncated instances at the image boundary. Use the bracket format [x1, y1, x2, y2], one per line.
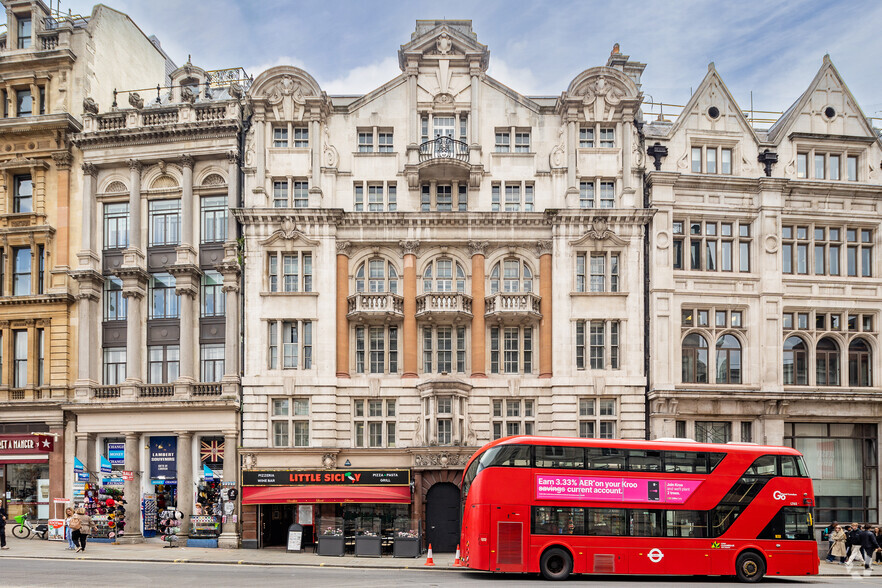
[491, 505, 528, 572]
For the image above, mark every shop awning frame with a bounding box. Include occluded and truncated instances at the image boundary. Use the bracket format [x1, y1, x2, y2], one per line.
[242, 485, 411, 505]
[0, 454, 49, 464]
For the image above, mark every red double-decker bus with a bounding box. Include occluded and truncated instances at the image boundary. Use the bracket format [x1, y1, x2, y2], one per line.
[460, 436, 818, 582]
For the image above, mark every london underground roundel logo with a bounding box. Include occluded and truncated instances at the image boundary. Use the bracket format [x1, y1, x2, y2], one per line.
[648, 548, 664, 563]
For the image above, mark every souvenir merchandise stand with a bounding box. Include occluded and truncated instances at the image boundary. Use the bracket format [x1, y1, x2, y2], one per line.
[188, 473, 222, 547]
[79, 481, 127, 543]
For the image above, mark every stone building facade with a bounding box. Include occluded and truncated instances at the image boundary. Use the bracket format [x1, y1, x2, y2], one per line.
[70, 61, 245, 545]
[236, 21, 651, 550]
[645, 58, 882, 526]
[0, 0, 167, 522]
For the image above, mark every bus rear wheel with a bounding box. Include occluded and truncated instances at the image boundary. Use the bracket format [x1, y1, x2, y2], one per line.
[540, 547, 573, 581]
[735, 551, 766, 583]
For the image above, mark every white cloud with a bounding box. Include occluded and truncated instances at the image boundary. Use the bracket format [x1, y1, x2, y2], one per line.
[487, 57, 541, 95]
[321, 57, 401, 94]
[246, 56, 308, 79]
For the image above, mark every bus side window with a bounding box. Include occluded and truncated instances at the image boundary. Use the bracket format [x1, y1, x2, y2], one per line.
[585, 447, 625, 470]
[630, 509, 664, 537]
[664, 451, 709, 474]
[664, 510, 707, 538]
[532, 506, 586, 535]
[586, 508, 627, 536]
[707, 452, 726, 472]
[709, 504, 745, 537]
[745, 455, 777, 477]
[534, 445, 585, 469]
[779, 455, 799, 477]
[627, 449, 662, 472]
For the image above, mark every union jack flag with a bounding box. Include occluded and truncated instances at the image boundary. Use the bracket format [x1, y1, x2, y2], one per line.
[200, 439, 224, 463]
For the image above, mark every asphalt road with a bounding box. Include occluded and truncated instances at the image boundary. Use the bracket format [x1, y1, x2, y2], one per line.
[0, 559, 877, 588]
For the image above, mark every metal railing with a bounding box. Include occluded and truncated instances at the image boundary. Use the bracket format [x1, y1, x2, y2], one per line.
[419, 137, 469, 163]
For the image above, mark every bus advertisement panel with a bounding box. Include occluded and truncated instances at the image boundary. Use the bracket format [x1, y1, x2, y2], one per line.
[460, 436, 818, 582]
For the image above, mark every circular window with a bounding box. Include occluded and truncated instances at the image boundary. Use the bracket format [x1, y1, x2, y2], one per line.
[824, 106, 836, 119]
[707, 106, 720, 119]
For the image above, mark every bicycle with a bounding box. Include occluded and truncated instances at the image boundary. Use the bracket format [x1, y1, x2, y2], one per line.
[12, 513, 48, 540]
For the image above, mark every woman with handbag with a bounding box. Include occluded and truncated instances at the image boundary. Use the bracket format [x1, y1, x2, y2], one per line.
[70, 507, 92, 552]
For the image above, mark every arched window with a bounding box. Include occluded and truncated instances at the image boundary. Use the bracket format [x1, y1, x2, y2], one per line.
[816, 337, 840, 386]
[490, 259, 533, 294]
[423, 259, 466, 293]
[783, 336, 808, 385]
[355, 259, 399, 294]
[716, 334, 742, 384]
[849, 338, 872, 387]
[681, 333, 708, 383]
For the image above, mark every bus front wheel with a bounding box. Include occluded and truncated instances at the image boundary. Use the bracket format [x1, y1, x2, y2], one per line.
[735, 551, 766, 583]
[540, 547, 573, 581]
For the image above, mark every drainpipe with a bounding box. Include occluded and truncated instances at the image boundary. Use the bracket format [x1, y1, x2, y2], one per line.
[638, 119, 651, 441]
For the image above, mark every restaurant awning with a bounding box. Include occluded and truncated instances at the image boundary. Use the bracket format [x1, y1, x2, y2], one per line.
[242, 485, 411, 505]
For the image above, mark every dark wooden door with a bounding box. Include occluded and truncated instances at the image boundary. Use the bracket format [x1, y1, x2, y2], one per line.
[426, 482, 460, 552]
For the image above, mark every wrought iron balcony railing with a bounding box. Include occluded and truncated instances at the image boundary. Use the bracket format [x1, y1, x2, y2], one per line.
[419, 136, 469, 164]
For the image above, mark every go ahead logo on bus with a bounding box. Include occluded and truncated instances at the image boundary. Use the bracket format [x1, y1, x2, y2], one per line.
[773, 490, 796, 501]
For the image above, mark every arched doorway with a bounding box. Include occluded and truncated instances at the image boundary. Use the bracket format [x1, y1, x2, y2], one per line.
[425, 482, 460, 552]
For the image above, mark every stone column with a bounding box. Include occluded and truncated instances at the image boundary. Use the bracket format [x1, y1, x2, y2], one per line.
[81, 163, 97, 252]
[123, 289, 144, 384]
[180, 155, 194, 246]
[538, 241, 553, 378]
[7, 9, 16, 49]
[75, 432, 91, 473]
[400, 240, 419, 378]
[335, 242, 350, 378]
[177, 288, 196, 382]
[176, 432, 193, 537]
[254, 113, 266, 195]
[218, 430, 239, 548]
[310, 119, 320, 187]
[222, 279, 239, 381]
[621, 120, 631, 191]
[29, 6, 36, 49]
[469, 241, 488, 377]
[118, 432, 144, 542]
[127, 160, 143, 250]
[470, 67, 480, 141]
[226, 151, 238, 241]
[48, 424, 64, 511]
[76, 293, 97, 381]
[567, 119, 577, 191]
[52, 152, 72, 266]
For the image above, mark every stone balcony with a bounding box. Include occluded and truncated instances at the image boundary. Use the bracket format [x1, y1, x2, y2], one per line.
[484, 292, 542, 324]
[347, 292, 404, 323]
[80, 101, 241, 136]
[406, 137, 483, 188]
[81, 382, 232, 403]
[415, 292, 472, 322]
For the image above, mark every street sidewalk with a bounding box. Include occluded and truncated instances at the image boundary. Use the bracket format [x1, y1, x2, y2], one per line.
[0, 535, 872, 576]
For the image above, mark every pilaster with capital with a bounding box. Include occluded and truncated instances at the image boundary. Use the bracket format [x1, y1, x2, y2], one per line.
[127, 160, 143, 251]
[537, 240, 553, 378]
[399, 240, 420, 377]
[336, 241, 351, 377]
[469, 241, 489, 377]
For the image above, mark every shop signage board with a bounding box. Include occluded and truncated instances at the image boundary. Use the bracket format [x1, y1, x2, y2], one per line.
[108, 443, 125, 465]
[242, 469, 410, 486]
[47, 519, 65, 541]
[287, 523, 303, 552]
[122, 471, 134, 481]
[534, 474, 703, 504]
[0, 434, 53, 454]
[52, 498, 70, 504]
[149, 436, 177, 478]
[298, 505, 314, 525]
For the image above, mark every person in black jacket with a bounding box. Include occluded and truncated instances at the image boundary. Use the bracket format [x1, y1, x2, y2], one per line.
[846, 523, 865, 565]
[0, 499, 8, 549]
[861, 524, 881, 570]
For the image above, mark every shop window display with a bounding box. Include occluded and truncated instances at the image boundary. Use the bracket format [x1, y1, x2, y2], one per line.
[5, 463, 49, 520]
[190, 478, 222, 544]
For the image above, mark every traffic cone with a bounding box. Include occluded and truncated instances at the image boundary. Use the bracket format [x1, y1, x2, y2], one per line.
[424, 543, 436, 566]
[453, 544, 462, 566]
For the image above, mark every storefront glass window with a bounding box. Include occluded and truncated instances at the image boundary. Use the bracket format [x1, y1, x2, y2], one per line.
[5, 463, 49, 519]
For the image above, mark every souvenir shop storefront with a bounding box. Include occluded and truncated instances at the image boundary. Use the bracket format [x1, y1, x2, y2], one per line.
[240, 468, 422, 556]
[0, 431, 57, 520]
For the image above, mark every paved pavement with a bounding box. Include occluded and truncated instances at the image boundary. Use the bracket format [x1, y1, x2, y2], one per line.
[0, 534, 874, 577]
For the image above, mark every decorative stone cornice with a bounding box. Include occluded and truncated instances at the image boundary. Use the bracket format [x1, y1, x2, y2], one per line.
[51, 151, 72, 170]
[180, 154, 194, 169]
[467, 240, 490, 257]
[535, 240, 553, 256]
[411, 450, 474, 469]
[398, 240, 421, 257]
[335, 240, 352, 257]
[81, 162, 97, 177]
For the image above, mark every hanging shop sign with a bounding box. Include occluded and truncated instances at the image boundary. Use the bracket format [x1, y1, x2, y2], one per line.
[0, 434, 53, 454]
[100, 455, 113, 473]
[149, 436, 177, 479]
[108, 443, 125, 465]
[242, 469, 411, 487]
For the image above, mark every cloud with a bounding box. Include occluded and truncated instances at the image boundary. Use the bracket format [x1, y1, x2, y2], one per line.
[487, 58, 541, 96]
[321, 57, 401, 95]
[246, 55, 308, 79]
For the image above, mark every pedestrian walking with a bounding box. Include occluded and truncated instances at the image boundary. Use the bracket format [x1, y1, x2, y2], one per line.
[861, 524, 880, 570]
[831, 525, 847, 563]
[64, 507, 76, 550]
[846, 523, 865, 565]
[825, 521, 839, 562]
[0, 499, 8, 550]
[875, 527, 882, 563]
[70, 507, 92, 553]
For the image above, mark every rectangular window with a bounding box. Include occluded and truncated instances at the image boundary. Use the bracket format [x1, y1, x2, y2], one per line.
[797, 153, 807, 179]
[17, 18, 31, 49]
[576, 321, 585, 369]
[201, 196, 227, 243]
[267, 322, 278, 369]
[599, 181, 615, 208]
[706, 149, 717, 174]
[847, 156, 858, 181]
[590, 321, 604, 369]
[354, 184, 363, 212]
[579, 181, 594, 209]
[103, 347, 126, 385]
[16, 89, 32, 117]
[200, 344, 224, 382]
[355, 326, 398, 374]
[579, 127, 595, 148]
[378, 132, 393, 153]
[814, 154, 825, 179]
[292, 181, 308, 208]
[579, 399, 617, 439]
[270, 398, 309, 447]
[13, 247, 31, 295]
[504, 184, 520, 212]
[273, 127, 288, 147]
[12, 330, 28, 388]
[149, 273, 179, 319]
[783, 224, 871, 277]
[599, 128, 615, 148]
[147, 344, 179, 384]
[676, 218, 752, 273]
[148, 199, 181, 246]
[590, 254, 605, 292]
[293, 127, 308, 148]
[495, 131, 510, 153]
[103, 202, 129, 249]
[575, 253, 586, 293]
[691, 147, 702, 173]
[354, 399, 397, 448]
[358, 131, 373, 152]
[490, 326, 533, 375]
[281, 320, 313, 369]
[201, 270, 225, 317]
[103, 277, 126, 321]
[13, 174, 32, 213]
[273, 181, 288, 207]
[721, 149, 732, 174]
[514, 132, 531, 152]
[829, 154, 840, 180]
[491, 398, 536, 440]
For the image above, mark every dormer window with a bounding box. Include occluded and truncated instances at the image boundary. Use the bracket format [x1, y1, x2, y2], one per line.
[17, 17, 31, 49]
[691, 146, 732, 174]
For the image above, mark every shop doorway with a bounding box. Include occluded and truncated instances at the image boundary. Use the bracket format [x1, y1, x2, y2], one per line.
[261, 504, 295, 547]
[425, 482, 460, 552]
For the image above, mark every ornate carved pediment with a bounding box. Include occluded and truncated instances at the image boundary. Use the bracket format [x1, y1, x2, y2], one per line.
[570, 219, 628, 246]
[564, 67, 639, 121]
[397, 21, 489, 72]
[260, 218, 320, 247]
[249, 66, 326, 122]
[413, 451, 471, 469]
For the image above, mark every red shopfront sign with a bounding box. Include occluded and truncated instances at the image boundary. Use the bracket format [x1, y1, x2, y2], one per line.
[0, 434, 53, 454]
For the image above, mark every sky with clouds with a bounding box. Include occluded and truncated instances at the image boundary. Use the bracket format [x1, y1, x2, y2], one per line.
[60, 0, 882, 125]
